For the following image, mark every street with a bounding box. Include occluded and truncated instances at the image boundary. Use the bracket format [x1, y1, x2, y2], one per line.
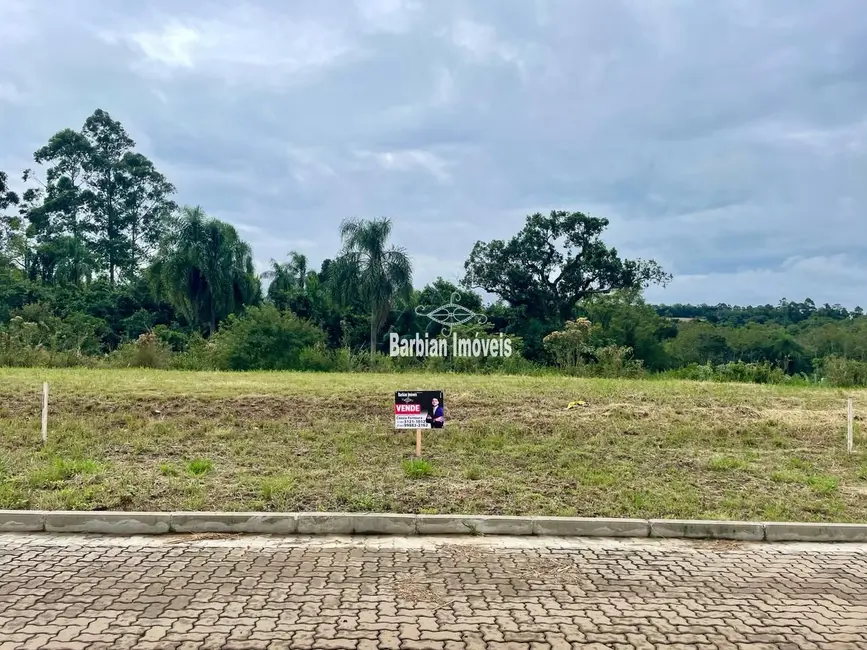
[0, 533, 865, 649]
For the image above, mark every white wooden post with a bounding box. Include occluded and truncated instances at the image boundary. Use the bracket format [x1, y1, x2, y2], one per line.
[41, 382, 48, 445]
[847, 398, 854, 454]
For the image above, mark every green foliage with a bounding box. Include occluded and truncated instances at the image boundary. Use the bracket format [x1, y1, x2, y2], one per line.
[543, 317, 597, 369]
[402, 458, 434, 479]
[463, 210, 670, 325]
[187, 459, 213, 476]
[26, 109, 176, 285]
[297, 344, 335, 372]
[542, 318, 642, 377]
[590, 344, 644, 378]
[331, 217, 413, 359]
[149, 206, 260, 335]
[0, 303, 103, 367]
[108, 331, 173, 369]
[2, 109, 867, 385]
[577, 289, 675, 370]
[210, 305, 326, 371]
[661, 361, 796, 385]
[814, 356, 867, 387]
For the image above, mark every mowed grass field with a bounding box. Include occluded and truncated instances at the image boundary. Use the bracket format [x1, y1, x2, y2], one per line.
[1, 368, 866, 522]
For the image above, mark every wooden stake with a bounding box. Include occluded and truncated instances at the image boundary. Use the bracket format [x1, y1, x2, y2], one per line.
[415, 428, 422, 458]
[41, 382, 48, 445]
[847, 398, 854, 454]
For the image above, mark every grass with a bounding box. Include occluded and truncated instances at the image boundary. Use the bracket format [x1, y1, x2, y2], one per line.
[0, 368, 866, 521]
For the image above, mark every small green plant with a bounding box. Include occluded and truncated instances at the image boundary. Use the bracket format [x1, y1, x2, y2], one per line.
[463, 466, 483, 481]
[770, 470, 804, 484]
[159, 463, 179, 477]
[707, 455, 748, 471]
[806, 475, 838, 495]
[260, 476, 294, 501]
[787, 457, 813, 471]
[187, 458, 213, 476]
[28, 458, 102, 488]
[403, 458, 434, 479]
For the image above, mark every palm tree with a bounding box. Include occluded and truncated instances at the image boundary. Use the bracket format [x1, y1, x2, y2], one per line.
[262, 250, 309, 309]
[149, 206, 260, 335]
[331, 217, 412, 359]
[287, 251, 308, 290]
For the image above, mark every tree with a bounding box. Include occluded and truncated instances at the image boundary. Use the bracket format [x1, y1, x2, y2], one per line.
[0, 171, 21, 267]
[149, 206, 260, 335]
[331, 217, 412, 359]
[262, 250, 310, 310]
[463, 210, 671, 324]
[578, 288, 675, 371]
[30, 109, 176, 285]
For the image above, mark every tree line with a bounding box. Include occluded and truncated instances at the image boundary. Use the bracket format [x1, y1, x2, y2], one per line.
[1, 109, 865, 386]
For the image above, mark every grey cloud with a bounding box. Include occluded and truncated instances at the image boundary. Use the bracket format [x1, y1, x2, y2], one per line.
[1, 0, 866, 306]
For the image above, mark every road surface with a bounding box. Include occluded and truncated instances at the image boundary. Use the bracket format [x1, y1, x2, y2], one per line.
[0, 533, 865, 649]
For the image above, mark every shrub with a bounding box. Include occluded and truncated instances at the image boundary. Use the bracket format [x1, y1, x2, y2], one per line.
[108, 331, 173, 369]
[815, 356, 867, 387]
[660, 360, 792, 385]
[712, 360, 787, 384]
[590, 344, 644, 378]
[297, 345, 334, 371]
[210, 305, 326, 370]
[169, 332, 218, 370]
[542, 318, 596, 370]
[0, 304, 103, 367]
[153, 324, 190, 352]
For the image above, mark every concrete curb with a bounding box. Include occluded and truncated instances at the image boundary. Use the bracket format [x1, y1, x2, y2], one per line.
[1, 510, 866, 541]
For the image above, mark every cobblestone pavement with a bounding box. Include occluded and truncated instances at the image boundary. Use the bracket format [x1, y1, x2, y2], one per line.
[0, 534, 865, 649]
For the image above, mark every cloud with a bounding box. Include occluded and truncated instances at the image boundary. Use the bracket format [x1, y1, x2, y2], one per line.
[0, 81, 25, 104]
[354, 0, 422, 34]
[352, 148, 452, 183]
[644, 255, 867, 307]
[1, 0, 866, 307]
[100, 5, 354, 85]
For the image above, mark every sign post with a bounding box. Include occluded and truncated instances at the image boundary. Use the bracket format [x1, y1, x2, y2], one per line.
[41, 382, 48, 446]
[395, 391, 445, 458]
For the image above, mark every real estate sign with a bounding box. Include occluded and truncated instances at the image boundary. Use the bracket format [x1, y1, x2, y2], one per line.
[394, 391, 445, 430]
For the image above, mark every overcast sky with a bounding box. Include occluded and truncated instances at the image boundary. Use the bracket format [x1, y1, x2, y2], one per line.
[1, 0, 866, 307]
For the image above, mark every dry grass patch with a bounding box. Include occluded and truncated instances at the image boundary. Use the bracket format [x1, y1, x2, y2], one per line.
[390, 572, 456, 608]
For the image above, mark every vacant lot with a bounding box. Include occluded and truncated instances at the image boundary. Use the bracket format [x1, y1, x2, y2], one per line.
[1, 369, 866, 522]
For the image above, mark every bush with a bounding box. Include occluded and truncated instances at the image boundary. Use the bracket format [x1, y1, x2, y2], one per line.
[660, 360, 796, 385]
[153, 324, 190, 352]
[297, 345, 334, 371]
[712, 360, 787, 384]
[542, 318, 596, 369]
[815, 356, 867, 387]
[210, 305, 326, 370]
[590, 345, 644, 378]
[662, 362, 716, 381]
[108, 331, 173, 369]
[169, 332, 217, 370]
[0, 306, 100, 368]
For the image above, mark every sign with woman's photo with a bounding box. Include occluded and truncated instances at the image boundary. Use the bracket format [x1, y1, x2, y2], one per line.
[394, 391, 445, 429]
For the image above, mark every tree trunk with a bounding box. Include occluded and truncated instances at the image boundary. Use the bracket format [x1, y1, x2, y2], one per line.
[209, 301, 217, 337]
[370, 303, 377, 361]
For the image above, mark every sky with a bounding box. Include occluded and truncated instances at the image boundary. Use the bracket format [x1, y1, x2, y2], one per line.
[1, 0, 866, 308]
